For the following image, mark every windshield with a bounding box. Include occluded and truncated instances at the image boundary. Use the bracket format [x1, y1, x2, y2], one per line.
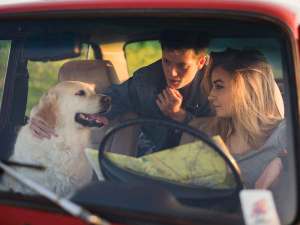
[0, 18, 295, 225]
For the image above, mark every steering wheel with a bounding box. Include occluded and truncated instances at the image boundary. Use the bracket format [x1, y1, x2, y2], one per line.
[98, 118, 244, 209]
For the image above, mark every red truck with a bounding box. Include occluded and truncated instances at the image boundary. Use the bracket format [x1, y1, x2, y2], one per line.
[0, 0, 299, 225]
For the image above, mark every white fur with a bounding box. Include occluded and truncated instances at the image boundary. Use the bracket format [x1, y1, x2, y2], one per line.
[2, 81, 106, 197]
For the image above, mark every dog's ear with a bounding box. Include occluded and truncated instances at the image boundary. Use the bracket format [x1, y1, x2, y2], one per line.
[34, 91, 58, 129]
[86, 83, 96, 92]
[86, 83, 97, 92]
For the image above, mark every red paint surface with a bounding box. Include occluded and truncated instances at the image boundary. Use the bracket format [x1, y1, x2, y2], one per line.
[0, 204, 87, 225]
[0, 0, 297, 37]
[0, 204, 123, 225]
[0, 1, 298, 224]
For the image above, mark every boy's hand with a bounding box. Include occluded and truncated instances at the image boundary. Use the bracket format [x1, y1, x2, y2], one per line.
[156, 87, 186, 122]
[29, 117, 58, 139]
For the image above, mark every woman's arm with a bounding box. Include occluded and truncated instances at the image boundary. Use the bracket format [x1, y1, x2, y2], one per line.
[255, 157, 283, 189]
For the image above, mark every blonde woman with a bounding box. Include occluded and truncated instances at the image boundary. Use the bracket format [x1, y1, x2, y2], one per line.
[190, 48, 286, 189]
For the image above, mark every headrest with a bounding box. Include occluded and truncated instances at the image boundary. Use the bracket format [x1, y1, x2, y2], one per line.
[58, 60, 118, 93]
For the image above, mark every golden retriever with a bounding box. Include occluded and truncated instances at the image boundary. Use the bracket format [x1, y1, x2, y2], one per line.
[2, 81, 110, 197]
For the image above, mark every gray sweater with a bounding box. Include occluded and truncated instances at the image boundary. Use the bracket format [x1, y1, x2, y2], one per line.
[182, 119, 287, 188]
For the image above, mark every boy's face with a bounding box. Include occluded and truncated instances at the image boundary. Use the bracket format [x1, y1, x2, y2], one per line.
[162, 49, 206, 89]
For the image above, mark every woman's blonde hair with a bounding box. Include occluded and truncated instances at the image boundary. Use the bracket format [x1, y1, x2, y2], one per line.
[202, 48, 283, 148]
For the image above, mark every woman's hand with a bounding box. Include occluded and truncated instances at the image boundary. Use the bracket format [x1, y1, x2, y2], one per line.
[255, 157, 283, 189]
[29, 116, 57, 139]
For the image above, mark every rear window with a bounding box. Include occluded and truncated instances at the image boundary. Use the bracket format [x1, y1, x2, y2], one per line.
[26, 44, 94, 114]
[125, 40, 162, 76]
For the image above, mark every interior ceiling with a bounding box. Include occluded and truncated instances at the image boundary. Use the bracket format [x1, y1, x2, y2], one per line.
[0, 17, 281, 44]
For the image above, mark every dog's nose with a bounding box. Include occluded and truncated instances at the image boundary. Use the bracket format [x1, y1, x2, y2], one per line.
[100, 95, 111, 108]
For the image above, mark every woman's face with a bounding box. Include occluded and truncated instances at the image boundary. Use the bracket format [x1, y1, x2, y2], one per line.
[208, 66, 233, 118]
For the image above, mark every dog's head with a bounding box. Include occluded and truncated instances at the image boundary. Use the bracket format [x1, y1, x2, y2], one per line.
[31, 81, 111, 129]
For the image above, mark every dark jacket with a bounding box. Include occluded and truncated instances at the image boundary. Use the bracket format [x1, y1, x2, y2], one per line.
[103, 60, 211, 150]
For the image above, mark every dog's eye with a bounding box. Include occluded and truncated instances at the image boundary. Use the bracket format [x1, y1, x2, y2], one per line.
[75, 90, 86, 96]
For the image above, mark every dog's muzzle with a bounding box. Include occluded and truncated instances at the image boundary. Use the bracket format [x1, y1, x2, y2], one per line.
[75, 95, 111, 128]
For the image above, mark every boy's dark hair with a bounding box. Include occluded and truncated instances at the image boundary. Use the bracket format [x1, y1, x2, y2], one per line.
[160, 29, 210, 54]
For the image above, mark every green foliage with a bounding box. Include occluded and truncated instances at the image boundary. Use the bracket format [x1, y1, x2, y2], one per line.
[125, 41, 162, 76]
[27, 61, 66, 114]
[0, 41, 11, 104]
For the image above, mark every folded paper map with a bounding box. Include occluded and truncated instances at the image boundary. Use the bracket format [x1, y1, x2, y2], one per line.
[84, 136, 236, 188]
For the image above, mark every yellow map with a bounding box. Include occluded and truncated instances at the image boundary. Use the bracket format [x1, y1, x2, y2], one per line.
[85, 136, 236, 189]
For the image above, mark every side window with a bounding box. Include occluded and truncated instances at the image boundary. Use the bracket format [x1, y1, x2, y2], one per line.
[26, 44, 93, 114]
[209, 38, 284, 100]
[209, 38, 283, 79]
[0, 41, 11, 110]
[124, 40, 162, 76]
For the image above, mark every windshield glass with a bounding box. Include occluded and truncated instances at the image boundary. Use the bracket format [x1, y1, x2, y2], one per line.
[0, 18, 295, 225]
